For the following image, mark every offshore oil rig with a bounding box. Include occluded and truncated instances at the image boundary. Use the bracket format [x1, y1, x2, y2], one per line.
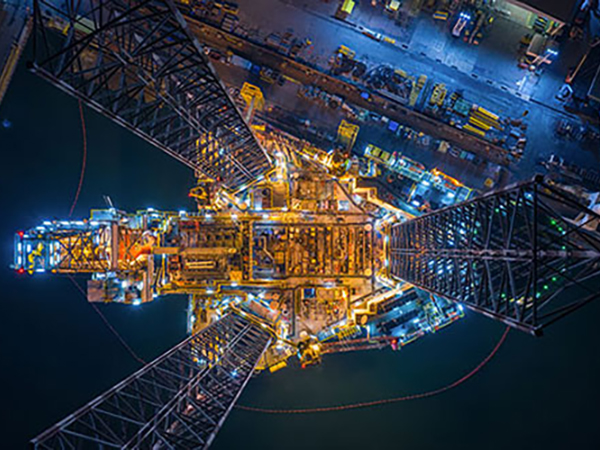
[9, 0, 600, 448]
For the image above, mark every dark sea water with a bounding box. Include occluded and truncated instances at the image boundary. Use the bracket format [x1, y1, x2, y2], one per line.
[1, 60, 599, 450]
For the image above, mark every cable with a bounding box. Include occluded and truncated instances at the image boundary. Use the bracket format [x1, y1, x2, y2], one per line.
[69, 99, 87, 217]
[67, 275, 147, 365]
[65, 101, 147, 365]
[236, 326, 510, 414]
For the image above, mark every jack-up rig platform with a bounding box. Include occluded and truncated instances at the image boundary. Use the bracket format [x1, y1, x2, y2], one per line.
[11, 0, 600, 448]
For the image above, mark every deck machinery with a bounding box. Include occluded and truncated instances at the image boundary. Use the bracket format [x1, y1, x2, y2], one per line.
[13, 0, 600, 448]
[15, 131, 464, 368]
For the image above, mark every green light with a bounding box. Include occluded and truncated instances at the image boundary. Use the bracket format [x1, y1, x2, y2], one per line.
[544, 285, 549, 290]
[536, 292, 541, 298]
[550, 219, 557, 225]
[494, 208, 499, 213]
[501, 293, 506, 299]
[551, 276, 557, 282]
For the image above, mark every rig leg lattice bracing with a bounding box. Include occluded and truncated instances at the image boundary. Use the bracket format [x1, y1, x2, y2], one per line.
[31, 0, 272, 190]
[31, 314, 272, 449]
[389, 177, 600, 335]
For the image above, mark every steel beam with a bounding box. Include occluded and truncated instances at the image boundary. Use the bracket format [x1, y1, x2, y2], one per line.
[31, 314, 271, 449]
[31, 0, 272, 191]
[388, 176, 600, 335]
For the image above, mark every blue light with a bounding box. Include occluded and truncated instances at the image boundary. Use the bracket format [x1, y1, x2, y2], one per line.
[231, 369, 238, 378]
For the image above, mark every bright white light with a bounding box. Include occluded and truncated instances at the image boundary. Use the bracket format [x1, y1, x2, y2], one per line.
[133, 299, 141, 306]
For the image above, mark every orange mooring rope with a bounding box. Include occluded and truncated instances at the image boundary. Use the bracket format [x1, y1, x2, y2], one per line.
[68, 99, 87, 217]
[236, 326, 510, 414]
